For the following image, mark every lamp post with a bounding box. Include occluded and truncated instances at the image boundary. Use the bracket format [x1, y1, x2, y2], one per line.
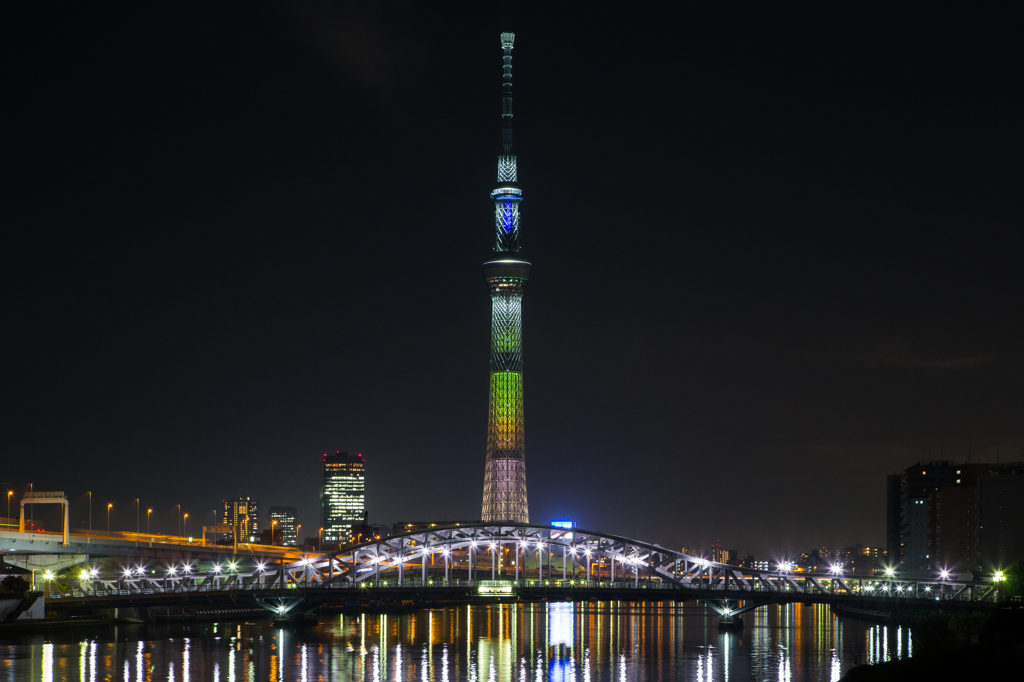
[147, 509, 152, 534]
[184, 513, 189, 541]
[135, 498, 140, 548]
[271, 520, 277, 546]
[297, 524, 302, 549]
[7, 490, 12, 526]
[176, 504, 181, 541]
[87, 491, 92, 543]
[106, 503, 112, 535]
[319, 527, 323, 551]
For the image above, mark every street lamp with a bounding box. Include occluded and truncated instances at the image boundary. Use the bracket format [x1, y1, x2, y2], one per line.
[87, 491, 92, 542]
[271, 520, 277, 546]
[107, 503, 113, 535]
[319, 527, 323, 551]
[297, 524, 302, 547]
[7, 490, 12, 525]
[183, 513, 189, 540]
[147, 509, 152, 535]
[135, 498, 140, 548]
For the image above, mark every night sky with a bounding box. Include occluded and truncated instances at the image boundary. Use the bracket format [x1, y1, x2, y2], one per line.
[4, 4, 1023, 559]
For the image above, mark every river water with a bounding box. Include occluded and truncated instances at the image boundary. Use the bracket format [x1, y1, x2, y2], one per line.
[1, 602, 913, 681]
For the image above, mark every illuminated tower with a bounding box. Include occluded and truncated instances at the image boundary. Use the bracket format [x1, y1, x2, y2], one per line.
[481, 32, 530, 523]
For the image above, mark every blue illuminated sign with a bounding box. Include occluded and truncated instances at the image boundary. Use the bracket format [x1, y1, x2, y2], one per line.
[550, 520, 575, 529]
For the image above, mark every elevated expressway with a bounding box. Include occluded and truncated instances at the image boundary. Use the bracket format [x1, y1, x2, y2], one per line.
[0, 528, 300, 570]
[44, 523, 1000, 624]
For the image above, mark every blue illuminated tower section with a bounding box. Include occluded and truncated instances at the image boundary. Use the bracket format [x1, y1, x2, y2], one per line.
[481, 32, 531, 523]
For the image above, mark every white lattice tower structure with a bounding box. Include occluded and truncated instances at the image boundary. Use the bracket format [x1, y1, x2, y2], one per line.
[481, 32, 531, 522]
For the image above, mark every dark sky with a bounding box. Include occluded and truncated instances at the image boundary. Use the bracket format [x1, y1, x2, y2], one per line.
[4, 3, 1023, 559]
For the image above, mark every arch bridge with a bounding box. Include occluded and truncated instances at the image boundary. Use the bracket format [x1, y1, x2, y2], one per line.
[46, 523, 999, 625]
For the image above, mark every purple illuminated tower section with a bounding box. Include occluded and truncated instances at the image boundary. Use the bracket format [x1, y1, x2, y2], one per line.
[481, 32, 531, 523]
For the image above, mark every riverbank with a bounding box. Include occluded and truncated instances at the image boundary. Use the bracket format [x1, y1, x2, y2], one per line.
[842, 607, 1024, 680]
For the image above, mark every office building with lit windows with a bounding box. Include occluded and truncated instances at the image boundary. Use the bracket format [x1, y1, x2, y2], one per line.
[268, 506, 298, 547]
[223, 495, 259, 543]
[322, 451, 366, 546]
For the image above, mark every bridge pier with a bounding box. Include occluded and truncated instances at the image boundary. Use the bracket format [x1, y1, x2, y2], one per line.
[704, 599, 759, 630]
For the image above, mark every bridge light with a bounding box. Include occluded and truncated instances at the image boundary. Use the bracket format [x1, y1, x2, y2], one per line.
[183, 564, 192, 573]
[43, 571, 53, 580]
[213, 565, 222, 573]
[924, 586, 931, 592]
[256, 563, 265, 571]
[884, 568, 895, 577]
[994, 570, 1006, 582]
[939, 569, 949, 580]
[228, 562, 237, 571]
[168, 567, 177, 575]
[490, 542, 497, 550]
[896, 585, 904, 592]
[123, 569, 132, 578]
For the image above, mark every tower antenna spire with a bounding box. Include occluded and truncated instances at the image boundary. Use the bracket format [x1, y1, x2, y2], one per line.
[500, 32, 515, 160]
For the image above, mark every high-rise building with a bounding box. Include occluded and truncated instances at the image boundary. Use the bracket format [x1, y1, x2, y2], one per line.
[223, 496, 259, 543]
[322, 451, 366, 545]
[976, 465, 1024, 571]
[480, 32, 531, 523]
[268, 506, 298, 547]
[886, 460, 1019, 576]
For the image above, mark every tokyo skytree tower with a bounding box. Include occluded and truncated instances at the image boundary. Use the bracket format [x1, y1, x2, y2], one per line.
[480, 32, 531, 523]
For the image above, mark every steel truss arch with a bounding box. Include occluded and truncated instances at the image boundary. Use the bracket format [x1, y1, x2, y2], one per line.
[279, 522, 750, 588]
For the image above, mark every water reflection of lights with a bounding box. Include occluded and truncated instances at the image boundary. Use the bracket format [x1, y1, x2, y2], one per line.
[42, 642, 53, 682]
[778, 655, 791, 682]
[548, 602, 574, 648]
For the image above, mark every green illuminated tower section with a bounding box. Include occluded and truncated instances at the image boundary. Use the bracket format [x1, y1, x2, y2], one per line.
[481, 32, 530, 523]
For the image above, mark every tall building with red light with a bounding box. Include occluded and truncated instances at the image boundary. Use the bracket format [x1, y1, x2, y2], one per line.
[322, 451, 366, 546]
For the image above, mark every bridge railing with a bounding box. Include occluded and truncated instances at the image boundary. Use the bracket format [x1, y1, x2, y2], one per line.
[46, 575, 1000, 604]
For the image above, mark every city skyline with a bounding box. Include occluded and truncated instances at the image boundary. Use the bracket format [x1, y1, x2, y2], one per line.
[4, 6, 1024, 559]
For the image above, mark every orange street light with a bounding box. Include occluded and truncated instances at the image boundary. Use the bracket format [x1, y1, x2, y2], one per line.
[107, 503, 113, 534]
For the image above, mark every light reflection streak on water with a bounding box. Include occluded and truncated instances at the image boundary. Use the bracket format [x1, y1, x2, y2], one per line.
[79, 640, 87, 682]
[183, 637, 190, 681]
[42, 642, 53, 682]
[90, 640, 96, 682]
[442, 644, 449, 682]
[275, 628, 283, 682]
[228, 639, 235, 682]
[136, 641, 143, 681]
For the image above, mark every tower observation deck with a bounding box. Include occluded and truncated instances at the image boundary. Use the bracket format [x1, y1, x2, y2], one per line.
[481, 32, 531, 523]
